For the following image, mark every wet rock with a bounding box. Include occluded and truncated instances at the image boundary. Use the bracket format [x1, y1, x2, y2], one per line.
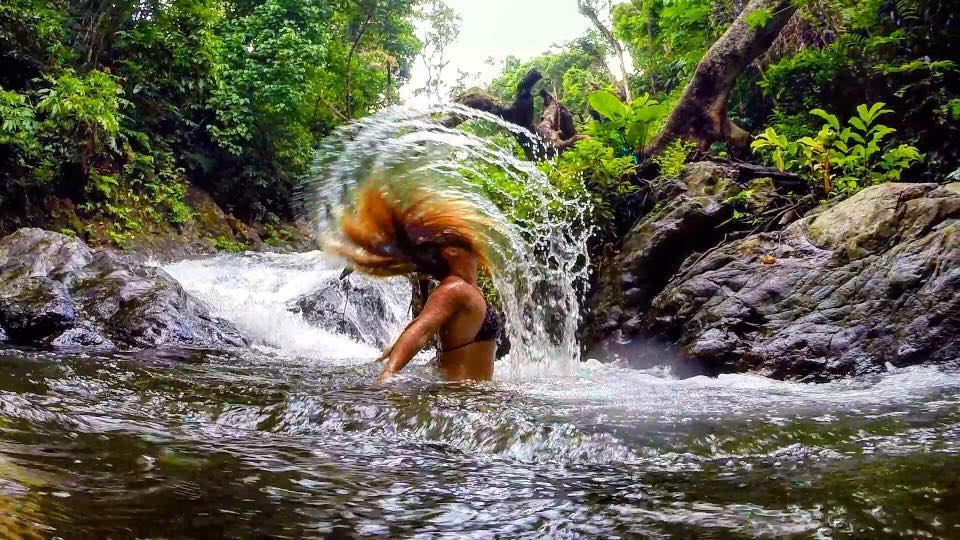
[584, 161, 776, 350]
[641, 182, 959, 380]
[0, 228, 246, 351]
[0, 276, 77, 342]
[291, 274, 409, 349]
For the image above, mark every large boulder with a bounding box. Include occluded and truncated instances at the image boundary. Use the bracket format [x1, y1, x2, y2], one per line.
[585, 161, 777, 348]
[0, 228, 246, 350]
[290, 273, 410, 349]
[640, 182, 959, 380]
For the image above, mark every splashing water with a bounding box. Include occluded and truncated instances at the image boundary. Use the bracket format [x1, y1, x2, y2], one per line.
[301, 104, 593, 377]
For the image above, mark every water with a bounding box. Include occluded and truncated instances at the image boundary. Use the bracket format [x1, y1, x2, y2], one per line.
[303, 104, 593, 377]
[0, 251, 958, 538]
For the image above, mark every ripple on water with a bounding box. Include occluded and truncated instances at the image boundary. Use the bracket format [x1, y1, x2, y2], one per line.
[0, 346, 958, 537]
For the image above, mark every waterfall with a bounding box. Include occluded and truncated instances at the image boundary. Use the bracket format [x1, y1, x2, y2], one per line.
[163, 251, 411, 363]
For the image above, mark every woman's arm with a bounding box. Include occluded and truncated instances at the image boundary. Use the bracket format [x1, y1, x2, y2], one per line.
[377, 283, 463, 382]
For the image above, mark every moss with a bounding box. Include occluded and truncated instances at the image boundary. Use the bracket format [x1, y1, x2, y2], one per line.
[212, 235, 247, 253]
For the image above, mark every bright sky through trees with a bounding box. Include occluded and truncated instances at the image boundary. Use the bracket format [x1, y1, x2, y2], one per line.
[401, 0, 593, 105]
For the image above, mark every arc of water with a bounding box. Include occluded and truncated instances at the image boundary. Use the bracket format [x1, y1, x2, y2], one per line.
[301, 104, 594, 378]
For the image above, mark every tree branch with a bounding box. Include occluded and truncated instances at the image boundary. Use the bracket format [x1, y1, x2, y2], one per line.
[345, 0, 378, 118]
[577, 0, 632, 101]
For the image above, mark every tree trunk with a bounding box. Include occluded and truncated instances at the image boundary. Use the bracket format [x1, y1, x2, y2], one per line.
[535, 89, 587, 154]
[643, 0, 796, 156]
[455, 68, 541, 129]
[577, 0, 632, 102]
[345, 1, 377, 118]
[453, 69, 584, 159]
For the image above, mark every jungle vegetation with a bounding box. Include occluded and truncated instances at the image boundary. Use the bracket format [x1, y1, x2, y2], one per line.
[0, 0, 957, 247]
[479, 0, 957, 238]
[0, 0, 425, 244]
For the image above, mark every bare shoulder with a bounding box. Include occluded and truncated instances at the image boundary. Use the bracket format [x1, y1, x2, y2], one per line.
[432, 277, 480, 305]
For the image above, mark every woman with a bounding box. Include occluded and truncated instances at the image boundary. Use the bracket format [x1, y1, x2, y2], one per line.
[329, 182, 503, 383]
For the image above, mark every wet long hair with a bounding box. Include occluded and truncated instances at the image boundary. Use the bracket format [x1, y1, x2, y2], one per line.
[329, 180, 494, 280]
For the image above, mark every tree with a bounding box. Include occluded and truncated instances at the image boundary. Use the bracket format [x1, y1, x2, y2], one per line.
[643, 0, 797, 155]
[484, 36, 614, 121]
[611, 0, 730, 96]
[456, 69, 584, 157]
[577, 0, 632, 101]
[0, 0, 425, 236]
[414, 0, 461, 104]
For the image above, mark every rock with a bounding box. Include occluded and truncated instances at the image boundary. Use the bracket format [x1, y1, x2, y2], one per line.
[584, 161, 777, 350]
[291, 273, 410, 349]
[641, 182, 960, 380]
[0, 276, 77, 342]
[186, 186, 238, 242]
[0, 228, 246, 351]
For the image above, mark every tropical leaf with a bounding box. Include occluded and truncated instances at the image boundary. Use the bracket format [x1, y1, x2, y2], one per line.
[587, 90, 627, 120]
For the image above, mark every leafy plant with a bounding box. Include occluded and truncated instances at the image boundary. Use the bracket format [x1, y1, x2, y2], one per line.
[34, 69, 129, 170]
[744, 8, 774, 29]
[541, 138, 637, 232]
[587, 89, 669, 152]
[722, 188, 760, 225]
[0, 89, 39, 150]
[213, 235, 247, 253]
[652, 138, 697, 182]
[751, 103, 924, 197]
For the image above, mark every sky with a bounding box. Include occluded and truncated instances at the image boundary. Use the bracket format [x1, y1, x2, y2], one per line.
[399, 0, 594, 105]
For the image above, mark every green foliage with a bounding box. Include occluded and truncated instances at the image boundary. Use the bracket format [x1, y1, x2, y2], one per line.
[0, 0, 427, 243]
[586, 90, 669, 151]
[213, 235, 247, 253]
[652, 139, 697, 182]
[752, 103, 924, 197]
[0, 89, 40, 156]
[744, 8, 773, 29]
[756, 0, 960, 178]
[947, 100, 960, 122]
[35, 69, 128, 161]
[722, 188, 761, 225]
[540, 138, 637, 231]
[487, 34, 614, 121]
[612, 0, 731, 95]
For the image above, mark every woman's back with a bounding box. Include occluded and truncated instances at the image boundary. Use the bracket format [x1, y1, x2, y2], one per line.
[432, 277, 496, 381]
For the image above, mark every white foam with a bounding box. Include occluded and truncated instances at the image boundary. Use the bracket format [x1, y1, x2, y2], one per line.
[504, 359, 960, 417]
[163, 252, 406, 362]
[162, 252, 960, 414]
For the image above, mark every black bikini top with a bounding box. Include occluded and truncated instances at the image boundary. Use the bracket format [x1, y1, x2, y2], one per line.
[438, 301, 503, 353]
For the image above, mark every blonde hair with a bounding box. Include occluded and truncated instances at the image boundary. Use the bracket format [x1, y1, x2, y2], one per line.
[329, 180, 493, 279]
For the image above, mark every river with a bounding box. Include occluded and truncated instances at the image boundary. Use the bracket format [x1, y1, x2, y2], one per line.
[0, 251, 957, 538]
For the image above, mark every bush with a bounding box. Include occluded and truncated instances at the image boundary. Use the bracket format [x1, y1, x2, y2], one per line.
[652, 138, 697, 183]
[751, 103, 924, 198]
[541, 138, 637, 233]
[586, 90, 670, 154]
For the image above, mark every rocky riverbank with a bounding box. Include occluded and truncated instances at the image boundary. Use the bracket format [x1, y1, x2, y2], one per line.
[1, 164, 957, 380]
[0, 228, 246, 350]
[586, 162, 960, 381]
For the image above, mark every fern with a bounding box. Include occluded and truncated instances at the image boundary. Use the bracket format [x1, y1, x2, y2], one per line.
[895, 0, 921, 23]
[653, 139, 697, 182]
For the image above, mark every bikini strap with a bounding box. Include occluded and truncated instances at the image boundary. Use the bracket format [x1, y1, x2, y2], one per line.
[438, 339, 477, 353]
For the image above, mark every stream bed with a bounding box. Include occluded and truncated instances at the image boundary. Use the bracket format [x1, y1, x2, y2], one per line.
[0, 253, 957, 538]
